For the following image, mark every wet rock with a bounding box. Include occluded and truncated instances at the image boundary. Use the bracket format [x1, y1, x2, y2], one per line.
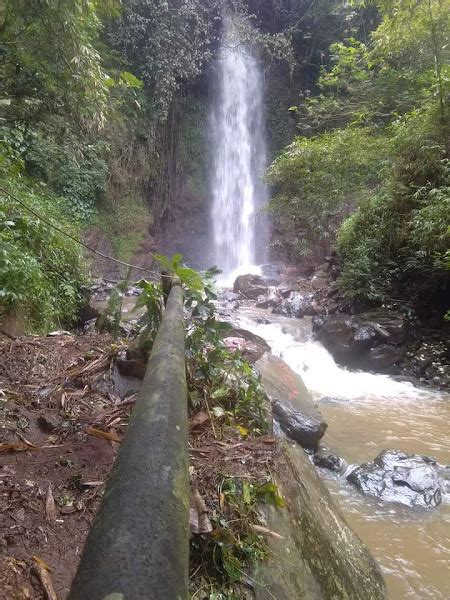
[272, 400, 327, 450]
[347, 450, 443, 508]
[312, 315, 327, 332]
[225, 327, 270, 364]
[260, 263, 282, 286]
[255, 317, 271, 324]
[219, 290, 240, 302]
[358, 310, 406, 345]
[313, 450, 346, 473]
[315, 312, 405, 371]
[278, 287, 294, 299]
[403, 340, 449, 385]
[233, 274, 268, 299]
[316, 315, 376, 364]
[255, 353, 327, 450]
[254, 442, 387, 600]
[365, 344, 402, 370]
[255, 297, 279, 309]
[273, 292, 317, 318]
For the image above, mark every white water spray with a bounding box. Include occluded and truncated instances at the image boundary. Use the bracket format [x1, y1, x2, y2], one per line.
[211, 18, 267, 279]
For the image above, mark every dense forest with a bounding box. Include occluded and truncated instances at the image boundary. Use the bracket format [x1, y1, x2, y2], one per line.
[1, 0, 448, 330]
[1, 3, 449, 599]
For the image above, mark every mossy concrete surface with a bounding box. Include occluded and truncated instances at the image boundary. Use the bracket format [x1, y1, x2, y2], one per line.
[69, 282, 189, 600]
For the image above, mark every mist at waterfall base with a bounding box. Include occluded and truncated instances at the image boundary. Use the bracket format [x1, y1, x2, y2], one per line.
[211, 18, 268, 284]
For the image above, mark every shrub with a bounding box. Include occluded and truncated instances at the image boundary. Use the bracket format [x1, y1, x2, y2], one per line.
[267, 126, 385, 256]
[25, 128, 108, 222]
[0, 178, 86, 331]
[337, 103, 449, 306]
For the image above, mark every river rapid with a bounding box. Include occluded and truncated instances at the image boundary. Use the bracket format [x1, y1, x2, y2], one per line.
[235, 306, 450, 599]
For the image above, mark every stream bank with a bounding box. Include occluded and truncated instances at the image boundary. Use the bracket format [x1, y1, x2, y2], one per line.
[226, 271, 449, 599]
[2, 276, 388, 600]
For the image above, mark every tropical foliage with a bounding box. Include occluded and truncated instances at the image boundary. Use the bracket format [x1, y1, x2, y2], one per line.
[268, 0, 449, 307]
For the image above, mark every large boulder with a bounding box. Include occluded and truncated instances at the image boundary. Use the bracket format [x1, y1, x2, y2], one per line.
[255, 353, 327, 450]
[347, 450, 443, 508]
[315, 311, 406, 371]
[272, 292, 317, 318]
[313, 447, 347, 473]
[359, 310, 406, 345]
[254, 442, 387, 600]
[233, 274, 268, 299]
[223, 327, 270, 364]
[365, 344, 403, 370]
[272, 400, 326, 450]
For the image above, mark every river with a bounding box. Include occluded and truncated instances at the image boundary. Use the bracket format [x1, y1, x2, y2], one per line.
[235, 307, 450, 599]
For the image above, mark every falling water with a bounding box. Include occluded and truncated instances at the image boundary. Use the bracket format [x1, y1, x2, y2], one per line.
[211, 18, 267, 279]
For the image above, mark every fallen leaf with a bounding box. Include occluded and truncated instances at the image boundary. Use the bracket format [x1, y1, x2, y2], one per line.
[219, 492, 225, 512]
[236, 424, 249, 437]
[251, 524, 284, 539]
[86, 427, 122, 443]
[32, 556, 57, 600]
[188, 410, 210, 430]
[47, 330, 72, 337]
[0, 443, 34, 453]
[261, 436, 277, 444]
[32, 556, 52, 572]
[45, 485, 56, 523]
[15, 432, 37, 448]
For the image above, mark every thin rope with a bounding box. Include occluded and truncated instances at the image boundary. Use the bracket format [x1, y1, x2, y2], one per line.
[0, 186, 160, 279]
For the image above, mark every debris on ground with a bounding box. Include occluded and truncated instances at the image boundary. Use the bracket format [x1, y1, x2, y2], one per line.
[1, 331, 278, 599]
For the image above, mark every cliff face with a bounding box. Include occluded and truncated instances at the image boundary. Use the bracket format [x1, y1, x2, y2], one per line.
[152, 85, 214, 270]
[152, 61, 301, 270]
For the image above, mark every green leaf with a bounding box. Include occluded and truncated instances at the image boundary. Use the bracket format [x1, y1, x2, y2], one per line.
[255, 482, 285, 508]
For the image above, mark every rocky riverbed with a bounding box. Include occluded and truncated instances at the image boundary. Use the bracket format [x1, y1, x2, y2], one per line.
[223, 261, 449, 390]
[218, 268, 449, 599]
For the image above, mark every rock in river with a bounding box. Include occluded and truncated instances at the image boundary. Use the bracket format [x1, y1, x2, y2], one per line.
[254, 442, 387, 599]
[233, 273, 268, 299]
[315, 310, 406, 371]
[272, 291, 317, 318]
[347, 450, 443, 508]
[255, 353, 327, 450]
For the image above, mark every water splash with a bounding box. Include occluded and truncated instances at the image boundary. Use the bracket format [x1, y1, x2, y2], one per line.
[211, 18, 267, 278]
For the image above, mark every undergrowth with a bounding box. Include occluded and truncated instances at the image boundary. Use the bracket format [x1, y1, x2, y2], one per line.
[0, 177, 86, 332]
[107, 254, 281, 598]
[96, 194, 153, 263]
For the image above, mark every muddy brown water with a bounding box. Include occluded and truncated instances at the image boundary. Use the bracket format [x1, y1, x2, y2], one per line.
[236, 308, 450, 600]
[96, 294, 449, 597]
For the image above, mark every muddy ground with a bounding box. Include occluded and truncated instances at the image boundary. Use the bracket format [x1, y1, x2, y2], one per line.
[1, 332, 276, 599]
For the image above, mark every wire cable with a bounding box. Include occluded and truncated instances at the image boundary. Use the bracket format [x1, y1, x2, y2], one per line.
[0, 186, 160, 279]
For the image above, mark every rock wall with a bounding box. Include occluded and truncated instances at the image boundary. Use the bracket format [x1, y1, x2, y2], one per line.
[254, 441, 387, 600]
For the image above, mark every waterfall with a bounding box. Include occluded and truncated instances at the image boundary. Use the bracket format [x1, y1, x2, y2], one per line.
[211, 18, 268, 279]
